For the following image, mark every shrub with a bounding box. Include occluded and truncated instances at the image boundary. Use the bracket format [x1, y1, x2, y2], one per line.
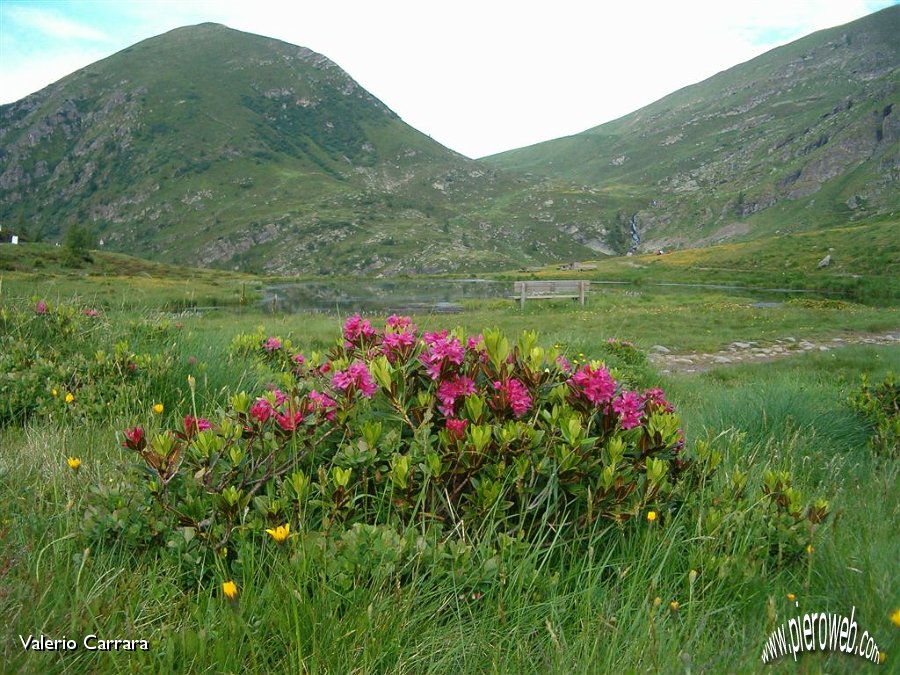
[121, 315, 688, 558]
[0, 299, 178, 426]
[849, 372, 899, 457]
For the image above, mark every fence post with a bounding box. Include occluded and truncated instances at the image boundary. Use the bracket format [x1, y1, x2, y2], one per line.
[520, 283, 526, 310]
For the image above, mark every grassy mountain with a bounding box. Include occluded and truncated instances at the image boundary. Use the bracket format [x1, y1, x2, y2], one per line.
[1, 11, 897, 274]
[0, 23, 609, 274]
[485, 6, 899, 251]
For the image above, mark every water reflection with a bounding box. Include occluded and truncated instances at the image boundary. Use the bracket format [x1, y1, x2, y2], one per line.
[261, 279, 509, 314]
[260, 279, 824, 315]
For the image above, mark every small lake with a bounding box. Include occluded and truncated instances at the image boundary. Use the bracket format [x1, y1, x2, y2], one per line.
[260, 279, 828, 315]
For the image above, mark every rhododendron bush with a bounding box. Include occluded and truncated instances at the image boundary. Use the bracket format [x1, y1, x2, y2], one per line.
[124, 315, 688, 553]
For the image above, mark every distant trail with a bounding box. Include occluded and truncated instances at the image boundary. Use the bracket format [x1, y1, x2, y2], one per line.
[650, 330, 900, 374]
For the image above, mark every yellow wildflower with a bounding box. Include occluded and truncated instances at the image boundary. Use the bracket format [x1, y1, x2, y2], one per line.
[222, 580, 238, 600]
[806, 544, 814, 554]
[647, 510, 657, 522]
[878, 652, 886, 665]
[265, 523, 290, 544]
[670, 600, 679, 612]
[51, 388, 58, 397]
[152, 403, 164, 414]
[67, 457, 81, 472]
[65, 392, 74, 404]
[787, 593, 796, 602]
[653, 596, 662, 607]
[891, 608, 900, 628]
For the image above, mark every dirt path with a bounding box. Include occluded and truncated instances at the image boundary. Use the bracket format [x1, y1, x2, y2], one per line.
[649, 331, 900, 374]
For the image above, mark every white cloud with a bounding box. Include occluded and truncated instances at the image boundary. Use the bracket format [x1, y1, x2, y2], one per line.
[6, 5, 109, 42]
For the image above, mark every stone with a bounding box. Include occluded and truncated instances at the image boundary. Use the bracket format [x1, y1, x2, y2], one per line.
[650, 345, 671, 354]
[672, 358, 694, 365]
[713, 356, 732, 364]
[731, 341, 751, 349]
[817, 254, 832, 268]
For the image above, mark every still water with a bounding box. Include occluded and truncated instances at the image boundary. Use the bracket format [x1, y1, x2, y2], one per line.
[259, 279, 824, 315]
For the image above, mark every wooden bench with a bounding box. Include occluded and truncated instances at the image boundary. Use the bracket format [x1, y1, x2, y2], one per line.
[513, 280, 589, 309]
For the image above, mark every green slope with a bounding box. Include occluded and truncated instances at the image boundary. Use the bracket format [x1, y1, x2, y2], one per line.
[0, 24, 607, 274]
[485, 6, 900, 248]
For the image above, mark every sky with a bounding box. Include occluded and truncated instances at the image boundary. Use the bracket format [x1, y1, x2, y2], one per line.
[0, 0, 895, 158]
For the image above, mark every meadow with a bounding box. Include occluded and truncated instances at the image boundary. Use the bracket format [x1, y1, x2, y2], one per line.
[1, 247, 898, 673]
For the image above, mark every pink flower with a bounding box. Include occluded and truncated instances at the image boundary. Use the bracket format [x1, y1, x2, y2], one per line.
[122, 426, 145, 450]
[250, 398, 273, 423]
[556, 355, 572, 373]
[642, 387, 674, 414]
[446, 418, 468, 439]
[382, 329, 417, 363]
[264, 337, 282, 351]
[275, 409, 304, 432]
[267, 388, 288, 407]
[183, 415, 212, 438]
[420, 330, 465, 380]
[386, 314, 414, 330]
[293, 353, 306, 366]
[35, 301, 48, 314]
[332, 360, 378, 398]
[83, 308, 100, 317]
[343, 314, 377, 344]
[613, 391, 644, 430]
[570, 365, 616, 406]
[308, 390, 337, 421]
[436, 375, 476, 416]
[493, 378, 532, 418]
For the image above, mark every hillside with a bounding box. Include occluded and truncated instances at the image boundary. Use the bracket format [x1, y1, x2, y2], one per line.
[0, 24, 608, 274]
[1, 11, 897, 274]
[485, 6, 899, 251]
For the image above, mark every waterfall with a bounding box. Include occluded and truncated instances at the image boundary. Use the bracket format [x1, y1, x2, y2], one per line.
[629, 214, 640, 252]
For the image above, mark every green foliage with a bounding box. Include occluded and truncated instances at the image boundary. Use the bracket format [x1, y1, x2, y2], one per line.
[849, 372, 899, 457]
[0, 299, 177, 426]
[112, 316, 691, 577]
[62, 223, 96, 266]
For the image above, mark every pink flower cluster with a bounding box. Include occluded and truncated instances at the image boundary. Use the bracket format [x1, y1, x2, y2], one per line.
[248, 387, 338, 430]
[343, 314, 377, 346]
[436, 374, 476, 416]
[493, 378, 532, 418]
[121, 426, 146, 450]
[382, 314, 418, 363]
[420, 330, 465, 380]
[642, 387, 674, 414]
[332, 360, 378, 398]
[612, 391, 643, 430]
[250, 398, 273, 423]
[446, 417, 468, 439]
[184, 415, 211, 435]
[570, 365, 616, 405]
[264, 337, 282, 351]
[308, 390, 337, 421]
[35, 300, 48, 314]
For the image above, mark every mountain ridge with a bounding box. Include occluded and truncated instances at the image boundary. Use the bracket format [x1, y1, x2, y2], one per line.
[1, 10, 897, 274]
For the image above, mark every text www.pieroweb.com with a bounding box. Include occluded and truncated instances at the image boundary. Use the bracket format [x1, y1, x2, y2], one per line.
[761, 606, 881, 664]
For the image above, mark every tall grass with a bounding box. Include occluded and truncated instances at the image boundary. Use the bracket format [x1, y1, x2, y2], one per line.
[2, 340, 897, 673]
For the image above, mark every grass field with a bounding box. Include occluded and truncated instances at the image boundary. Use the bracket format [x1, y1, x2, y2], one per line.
[1, 253, 898, 673]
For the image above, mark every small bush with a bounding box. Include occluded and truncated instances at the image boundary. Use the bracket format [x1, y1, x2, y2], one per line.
[119, 315, 688, 562]
[849, 372, 899, 457]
